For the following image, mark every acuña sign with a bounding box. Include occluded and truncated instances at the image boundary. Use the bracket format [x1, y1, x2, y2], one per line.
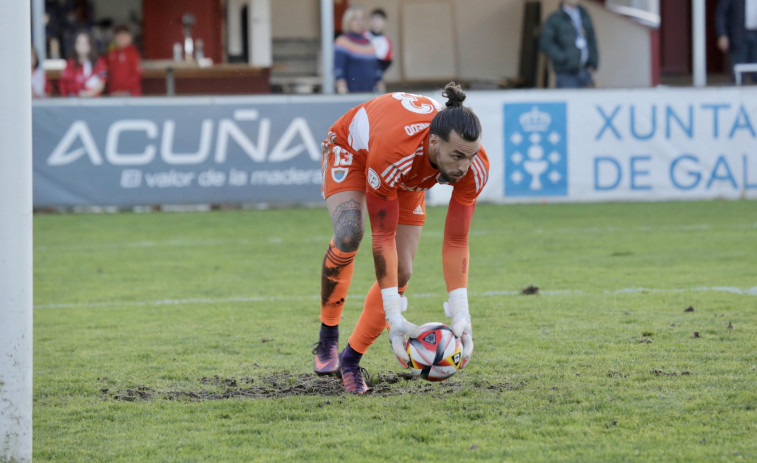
[32, 99, 358, 206]
[47, 109, 320, 166]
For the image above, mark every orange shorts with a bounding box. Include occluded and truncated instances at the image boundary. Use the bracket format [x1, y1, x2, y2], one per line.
[321, 139, 426, 226]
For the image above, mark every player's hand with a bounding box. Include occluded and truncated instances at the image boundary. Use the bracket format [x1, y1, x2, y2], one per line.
[384, 293, 421, 366]
[444, 289, 473, 369]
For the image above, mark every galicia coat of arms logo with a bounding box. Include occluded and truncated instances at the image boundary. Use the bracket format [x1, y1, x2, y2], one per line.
[504, 103, 568, 197]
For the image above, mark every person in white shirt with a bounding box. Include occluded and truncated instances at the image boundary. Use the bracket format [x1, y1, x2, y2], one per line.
[366, 8, 393, 74]
[716, 0, 757, 83]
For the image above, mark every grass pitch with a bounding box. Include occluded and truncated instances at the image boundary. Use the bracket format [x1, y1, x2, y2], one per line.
[33, 200, 756, 462]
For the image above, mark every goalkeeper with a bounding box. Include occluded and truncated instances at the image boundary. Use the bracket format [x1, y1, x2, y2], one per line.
[313, 82, 489, 393]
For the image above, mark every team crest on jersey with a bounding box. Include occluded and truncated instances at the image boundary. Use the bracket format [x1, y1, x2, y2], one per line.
[331, 167, 349, 183]
[367, 168, 381, 190]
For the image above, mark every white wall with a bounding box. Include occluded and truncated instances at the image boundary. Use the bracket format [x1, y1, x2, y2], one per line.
[454, 0, 524, 81]
[271, 0, 320, 38]
[588, 2, 651, 87]
[266, 0, 653, 87]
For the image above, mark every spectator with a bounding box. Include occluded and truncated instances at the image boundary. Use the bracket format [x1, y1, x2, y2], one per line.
[32, 46, 49, 98]
[107, 24, 142, 96]
[334, 6, 384, 94]
[539, 0, 599, 88]
[716, 0, 757, 83]
[366, 8, 393, 74]
[59, 31, 107, 97]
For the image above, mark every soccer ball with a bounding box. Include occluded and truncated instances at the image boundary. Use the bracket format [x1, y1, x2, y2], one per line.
[404, 322, 463, 381]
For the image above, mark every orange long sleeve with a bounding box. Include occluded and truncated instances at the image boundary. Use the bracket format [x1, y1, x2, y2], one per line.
[366, 191, 399, 290]
[442, 198, 475, 292]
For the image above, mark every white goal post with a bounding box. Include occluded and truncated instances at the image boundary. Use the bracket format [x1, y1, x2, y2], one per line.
[0, 0, 34, 461]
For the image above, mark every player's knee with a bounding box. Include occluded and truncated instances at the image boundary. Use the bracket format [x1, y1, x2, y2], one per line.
[333, 227, 363, 252]
[398, 266, 412, 288]
[332, 207, 364, 252]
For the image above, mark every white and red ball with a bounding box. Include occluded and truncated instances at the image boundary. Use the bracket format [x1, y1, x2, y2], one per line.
[403, 322, 463, 381]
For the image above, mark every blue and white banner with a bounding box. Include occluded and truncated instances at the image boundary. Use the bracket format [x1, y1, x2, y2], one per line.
[428, 87, 757, 204]
[32, 96, 363, 207]
[33, 88, 757, 207]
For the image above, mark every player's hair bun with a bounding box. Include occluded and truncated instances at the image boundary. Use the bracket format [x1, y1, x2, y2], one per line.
[430, 81, 481, 142]
[442, 81, 466, 108]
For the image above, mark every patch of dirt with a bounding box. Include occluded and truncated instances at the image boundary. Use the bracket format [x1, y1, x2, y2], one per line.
[651, 369, 691, 377]
[521, 285, 539, 295]
[471, 378, 527, 392]
[102, 370, 475, 401]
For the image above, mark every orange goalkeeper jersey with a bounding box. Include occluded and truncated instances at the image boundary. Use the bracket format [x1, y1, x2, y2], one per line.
[328, 92, 489, 204]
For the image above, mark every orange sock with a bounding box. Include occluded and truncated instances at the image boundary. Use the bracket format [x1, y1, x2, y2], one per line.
[348, 282, 408, 354]
[320, 239, 357, 326]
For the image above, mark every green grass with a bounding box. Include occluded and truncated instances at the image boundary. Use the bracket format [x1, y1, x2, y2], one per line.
[33, 201, 757, 462]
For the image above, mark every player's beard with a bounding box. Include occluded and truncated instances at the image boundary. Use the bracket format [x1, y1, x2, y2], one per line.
[438, 167, 464, 183]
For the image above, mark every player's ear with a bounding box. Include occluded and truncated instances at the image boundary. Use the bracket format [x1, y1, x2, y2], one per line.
[428, 134, 440, 161]
[429, 133, 440, 150]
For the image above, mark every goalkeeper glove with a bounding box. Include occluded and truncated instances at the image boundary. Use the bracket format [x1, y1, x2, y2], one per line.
[444, 288, 473, 369]
[382, 288, 420, 367]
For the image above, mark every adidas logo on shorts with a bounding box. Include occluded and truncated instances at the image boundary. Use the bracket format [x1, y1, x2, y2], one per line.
[412, 205, 424, 215]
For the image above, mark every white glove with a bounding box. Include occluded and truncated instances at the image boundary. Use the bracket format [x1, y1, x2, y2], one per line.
[383, 288, 421, 367]
[444, 288, 473, 369]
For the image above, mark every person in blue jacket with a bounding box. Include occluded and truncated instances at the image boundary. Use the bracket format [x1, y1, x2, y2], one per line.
[334, 6, 385, 94]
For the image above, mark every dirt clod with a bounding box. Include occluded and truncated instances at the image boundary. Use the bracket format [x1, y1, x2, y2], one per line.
[521, 285, 539, 295]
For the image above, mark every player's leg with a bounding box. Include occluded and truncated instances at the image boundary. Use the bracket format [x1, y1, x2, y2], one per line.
[314, 138, 367, 376]
[314, 190, 366, 375]
[340, 192, 424, 392]
[340, 224, 422, 392]
[346, 225, 421, 351]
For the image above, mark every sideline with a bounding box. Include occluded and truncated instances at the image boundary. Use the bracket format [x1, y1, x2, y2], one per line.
[33, 222, 757, 252]
[34, 286, 757, 310]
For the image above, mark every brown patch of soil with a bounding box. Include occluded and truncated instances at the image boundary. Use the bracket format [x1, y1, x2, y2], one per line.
[651, 369, 692, 377]
[103, 370, 470, 401]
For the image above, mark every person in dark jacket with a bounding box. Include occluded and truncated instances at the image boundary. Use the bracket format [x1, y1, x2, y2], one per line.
[539, 0, 599, 88]
[715, 0, 757, 83]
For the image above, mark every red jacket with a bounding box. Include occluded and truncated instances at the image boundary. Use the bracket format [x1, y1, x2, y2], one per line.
[58, 58, 108, 97]
[107, 45, 142, 96]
